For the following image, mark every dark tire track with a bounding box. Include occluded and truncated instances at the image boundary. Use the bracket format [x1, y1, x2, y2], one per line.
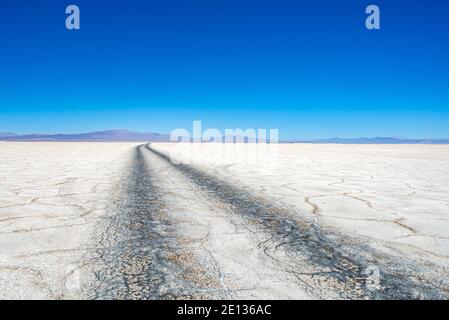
[88, 145, 222, 300]
[145, 144, 448, 300]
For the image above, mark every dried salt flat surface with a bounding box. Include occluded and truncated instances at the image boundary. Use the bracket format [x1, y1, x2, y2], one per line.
[0, 142, 140, 299]
[1, 142, 448, 299]
[88, 145, 313, 299]
[149, 143, 449, 298]
[1, 142, 311, 300]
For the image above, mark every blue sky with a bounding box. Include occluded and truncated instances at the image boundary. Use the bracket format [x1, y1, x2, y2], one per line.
[1, 0, 448, 139]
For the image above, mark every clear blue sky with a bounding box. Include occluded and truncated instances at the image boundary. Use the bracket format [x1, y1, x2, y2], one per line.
[1, 0, 448, 139]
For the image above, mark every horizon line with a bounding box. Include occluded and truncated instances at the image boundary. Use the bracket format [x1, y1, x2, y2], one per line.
[1, 129, 449, 142]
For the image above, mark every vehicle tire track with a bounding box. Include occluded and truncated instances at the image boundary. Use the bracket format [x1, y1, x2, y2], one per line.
[145, 144, 448, 300]
[87, 145, 223, 300]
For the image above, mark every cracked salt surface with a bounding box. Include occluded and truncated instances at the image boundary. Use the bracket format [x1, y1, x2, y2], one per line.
[0, 142, 136, 299]
[1, 142, 448, 299]
[149, 143, 449, 299]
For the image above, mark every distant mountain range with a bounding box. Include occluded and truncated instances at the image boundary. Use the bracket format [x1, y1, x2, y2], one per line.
[0, 130, 448, 144]
[0, 130, 170, 142]
[0, 132, 17, 138]
[286, 136, 449, 144]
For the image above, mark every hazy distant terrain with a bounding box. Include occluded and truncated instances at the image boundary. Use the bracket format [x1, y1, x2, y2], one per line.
[0, 130, 170, 142]
[0, 142, 448, 299]
[1, 130, 449, 144]
[289, 137, 449, 144]
[0, 132, 17, 138]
